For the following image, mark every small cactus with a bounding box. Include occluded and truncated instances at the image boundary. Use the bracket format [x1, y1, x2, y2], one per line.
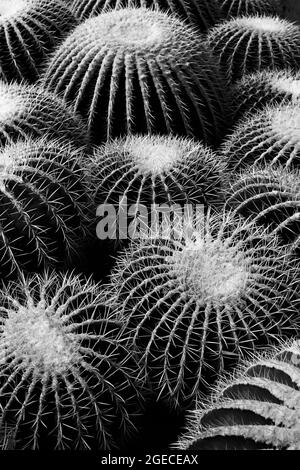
[222, 103, 300, 171]
[225, 165, 300, 255]
[217, 0, 282, 18]
[206, 15, 300, 82]
[175, 339, 300, 450]
[71, 0, 222, 31]
[233, 70, 300, 122]
[42, 7, 230, 146]
[0, 0, 77, 83]
[0, 82, 89, 148]
[0, 272, 143, 450]
[110, 211, 299, 407]
[0, 138, 91, 281]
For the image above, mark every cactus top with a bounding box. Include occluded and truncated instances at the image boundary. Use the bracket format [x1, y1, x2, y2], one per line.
[234, 15, 286, 32]
[0, 0, 29, 19]
[271, 104, 300, 142]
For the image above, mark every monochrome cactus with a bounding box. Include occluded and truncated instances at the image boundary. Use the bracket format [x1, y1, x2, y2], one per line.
[0, 82, 89, 148]
[0, 138, 92, 281]
[0, 272, 143, 450]
[110, 211, 299, 407]
[0, 0, 77, 83]
[217, 0, 282, 18]
[207, 16, 300, 82]
[222, 103, 300, 171]
[233, 70, 300, 122]
[225, 166, 300, 255]
[43, 7, 230, 146]
[175, 339, 300, 450]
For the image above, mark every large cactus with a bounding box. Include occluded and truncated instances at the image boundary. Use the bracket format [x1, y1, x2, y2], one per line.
[0, 272, 143, 450]
[217, 0, 282, 18]
[0, 0, 77, 83]
[42, 8, 230, 146]
[175, 339, 300, 450]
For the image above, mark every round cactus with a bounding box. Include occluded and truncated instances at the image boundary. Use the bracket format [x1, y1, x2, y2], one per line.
[0, 272, 143, 450]
[71, 0, 221, 31]
[175, 339, 300, 450]
[206, 16, 300, 82]
[0, 0, 77, 83]
[222, 103, 300, 171]
[0, 138, 92, 281]
[110, 211, 299, 407]
[225, 166, 300, 255]
[42, 7, 230, 146]
[233, 70, 300, 122]
[217, 0, 282, 18]
[0, 82, 89, 148]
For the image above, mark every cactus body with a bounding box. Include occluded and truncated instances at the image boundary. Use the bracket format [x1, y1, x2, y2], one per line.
[43, 8, 230, 146]
[207, 16, 300, 82]
[0, 272, 142, 450]
[222, 103, 300, 171]
[176, 340, 300, 450]
[0, 82, 89, 148]
[110, 212, 299, 407]
[0, 138, 91, 281]
[218, 0, 281, 18]
[0, 0, 77, 83]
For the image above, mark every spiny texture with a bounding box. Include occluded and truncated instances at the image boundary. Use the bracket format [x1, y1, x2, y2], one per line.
[225, 166, 300, 255]
[175, 340, 300, 450]
[71, 0, 221, 31]
[43, 8, 230, 146]
[233, 70, 300, 122]
[222, 103, 300, 171]
[0, 82, 89, 148]
[0, 272, 143, 450]
[217, 0, 282, 18]
[0, 138, 91, 281]
[110, 212, 299, 407]
[206, 16, 300, 82]
[0, 0, 77, 83]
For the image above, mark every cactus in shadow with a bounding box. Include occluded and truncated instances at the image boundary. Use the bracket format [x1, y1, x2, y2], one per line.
[0, 0, 77, 83]
[42, 7, 230, 146]
[225, 165, 300, 256]
[0, 138, 92, 281]
[0, 82, 89, 148]
[217, 0, 282, 18]
[207, 15, 300, 82]
[175, 339, 300, 450]
[109, 211, 299, 407]
[222, 103, 300, 171]
[232, 70, 300, 122]
[0, 272, 143, 450]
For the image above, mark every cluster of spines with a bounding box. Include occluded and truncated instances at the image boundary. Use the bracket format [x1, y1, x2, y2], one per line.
[42, 7, 230, 146]
[175, 339, 300, 450]
[218, 0, 282, 18]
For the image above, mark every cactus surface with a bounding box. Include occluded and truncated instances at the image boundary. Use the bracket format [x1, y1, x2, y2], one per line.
[207, 16, 300, 82]
[218, 0, 281, 18]
[0, 0, 77, 83]
[175, 339, 300, 450]
[43, 8, 230, 146]
[110, 211, 299, 406]
[0, 272, 143, 450]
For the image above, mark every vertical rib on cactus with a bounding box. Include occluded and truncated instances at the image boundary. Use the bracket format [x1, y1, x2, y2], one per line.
[71, 0, 221, 31]
[0, 0, 78, 83]
[0, 82, 89, 148]
[175, 339, 300, 450]
[218, 0, 282, 18]
[42, 7, 230, 146]
[0, 138, 91, 281]
[0, 272, 143, 450]
[207, 16, 300, 82]
[110, 211, 299, 407]
[222, 103, 300, 171]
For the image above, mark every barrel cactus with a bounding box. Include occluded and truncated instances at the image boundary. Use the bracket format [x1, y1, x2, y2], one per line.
[0, 0, 77, 83]
[0, 82, 89, 148]
[207, 16, 300, 82]
[175, 339, 300, 450]
[43, 7, 230, 146]
[217, 0, 282, 18]
[110, 211, 299, 407]
[233, 70, 300, 122]
[222, 103, 300, 171]
[0, 138, 92, 281]
[225, 166, 300, 255]
[0, 272, 143, 450]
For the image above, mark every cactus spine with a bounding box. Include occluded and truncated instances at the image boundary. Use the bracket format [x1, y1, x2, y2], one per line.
[218, 0, 282, 18]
